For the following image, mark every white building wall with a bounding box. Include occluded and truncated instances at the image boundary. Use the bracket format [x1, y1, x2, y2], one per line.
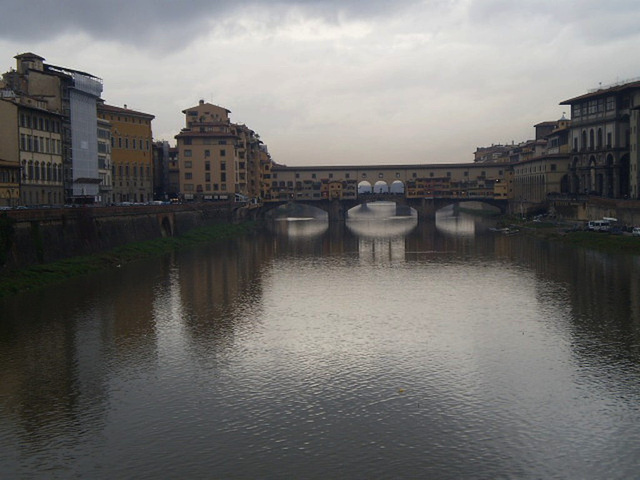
[69, 74, 102, 198]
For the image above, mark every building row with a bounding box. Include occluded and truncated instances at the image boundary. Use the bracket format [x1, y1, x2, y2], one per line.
[0, 52, 274, 208]
[474, 78, 640, 205]
[2, 51, 640, 209]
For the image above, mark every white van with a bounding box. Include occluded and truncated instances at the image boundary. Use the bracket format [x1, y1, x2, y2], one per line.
[632, 227, 640, 237]
[587, 220, 611, 232]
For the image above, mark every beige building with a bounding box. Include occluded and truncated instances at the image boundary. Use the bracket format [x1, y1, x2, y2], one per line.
[98, 103, 154, 203]
[175, 100, 253, 201]
[2, 52, 103, 204]
[0, 94, 20, 206]
[0, 92, 64, 206]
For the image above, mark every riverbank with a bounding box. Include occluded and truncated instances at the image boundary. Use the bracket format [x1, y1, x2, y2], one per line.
[505, 218, 640, 255]
[0, 221, 252, 298]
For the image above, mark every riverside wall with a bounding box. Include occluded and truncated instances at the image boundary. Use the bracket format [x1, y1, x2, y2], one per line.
[0, 203, 236, 273]
[551, 197, 640, 226]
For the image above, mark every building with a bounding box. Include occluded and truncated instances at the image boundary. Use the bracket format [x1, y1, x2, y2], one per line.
[98, 103, 154, 203]
[0, 91, 20, 206]
[0, 89, 64, 206]
[2, 52, 103, 204]
[175, 100, 250, 201]
[97, 117, 113, 204]
[152, 140, 171, 201]
[560, 79, 640, 198]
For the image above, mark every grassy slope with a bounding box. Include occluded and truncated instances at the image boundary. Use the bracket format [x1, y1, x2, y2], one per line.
[0, 222, 251, 298]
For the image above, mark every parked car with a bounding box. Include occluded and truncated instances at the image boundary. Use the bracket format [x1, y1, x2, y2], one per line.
[632, 227, 640, 237]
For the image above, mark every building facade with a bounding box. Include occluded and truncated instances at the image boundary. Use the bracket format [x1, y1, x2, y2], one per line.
[2, 52, 103, 204]
[560, 80, 640, 199]
[175, 101, 246, 201]
[0, 92, 20, 206]
[98, 103, 154, 203]
[97, 118, 113, 204]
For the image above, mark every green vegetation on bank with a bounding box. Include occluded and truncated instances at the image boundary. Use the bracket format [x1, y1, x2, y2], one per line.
[0, 222, 252, 298]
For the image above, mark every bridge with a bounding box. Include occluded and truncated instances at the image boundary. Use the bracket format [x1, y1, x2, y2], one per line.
[261, 162, 510, 221]
[260, 193, 507, 222]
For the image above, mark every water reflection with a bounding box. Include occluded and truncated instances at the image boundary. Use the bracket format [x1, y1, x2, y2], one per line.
[346, 201, 418, 239]
[434, 205, 477, 237]
[270, 218, 329, 238]
[2, 213, 640, 479]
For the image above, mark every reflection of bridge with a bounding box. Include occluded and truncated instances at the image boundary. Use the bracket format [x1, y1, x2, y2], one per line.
[261, 193, 507, 222]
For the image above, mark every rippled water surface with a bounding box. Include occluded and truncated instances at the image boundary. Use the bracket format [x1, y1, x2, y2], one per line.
[2, 208, 640, 479]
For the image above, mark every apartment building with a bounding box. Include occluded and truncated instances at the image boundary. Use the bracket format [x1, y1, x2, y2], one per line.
[2, 52, 103, 204]
[98, 103, 154, 203]
[0, 90, 65, 206]
[175, 100, 248, 201]
[560, 79, 640, 198]
[0, 93, 20, 206]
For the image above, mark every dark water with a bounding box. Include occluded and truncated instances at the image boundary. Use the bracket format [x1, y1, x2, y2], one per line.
[1, 206, 640, 479]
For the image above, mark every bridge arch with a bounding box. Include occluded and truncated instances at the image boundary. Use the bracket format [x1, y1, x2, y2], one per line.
[390, 180, 405, 194]
[373, 181, 389, 193]
[358, 181, 372, 194]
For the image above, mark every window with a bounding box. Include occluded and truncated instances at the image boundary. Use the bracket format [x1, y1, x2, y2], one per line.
[205, 173, 211, 182]
[185, 172, 192, 180]
[125, 138, 129, 149]
[220, 149, 226, 157]
[220, 162, 226, 171]
[183, 137, 192, 145]
[204, 150, 210, 157]
[572, 105, 581, 118]
[184, 150, 192, 157]
[184, 161, 192, 168]
[221, 173, 226, 182]
[606, 97, 615, 111]
[205, 161, 210, 171]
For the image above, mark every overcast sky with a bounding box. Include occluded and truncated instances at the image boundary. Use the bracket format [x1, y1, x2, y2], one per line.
[1, 0, 639, 166]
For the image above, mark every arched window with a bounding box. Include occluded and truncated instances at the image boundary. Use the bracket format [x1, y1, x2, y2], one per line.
[597, 128, 603, 149]
[589, 129, 594, 150]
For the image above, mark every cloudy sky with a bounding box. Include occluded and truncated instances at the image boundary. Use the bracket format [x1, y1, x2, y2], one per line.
[1, 1, 639, 166]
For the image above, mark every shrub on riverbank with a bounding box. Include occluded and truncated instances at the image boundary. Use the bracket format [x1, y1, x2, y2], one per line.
[0, 222, 251, 297]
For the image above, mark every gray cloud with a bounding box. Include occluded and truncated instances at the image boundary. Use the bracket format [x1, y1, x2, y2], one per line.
[0, 0, 423, 48]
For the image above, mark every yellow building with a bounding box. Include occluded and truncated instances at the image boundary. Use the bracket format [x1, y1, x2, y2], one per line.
[175, 101, 246, 201]
[0, 93, 64, 206]
[98, 103, 154, 203]
[0, 96, 20, 207]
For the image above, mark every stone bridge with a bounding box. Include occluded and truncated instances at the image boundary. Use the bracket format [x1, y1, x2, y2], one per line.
[259, 194, 507, 222]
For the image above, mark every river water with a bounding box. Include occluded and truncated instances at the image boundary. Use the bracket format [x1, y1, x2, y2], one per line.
[1, 204, 640, 479]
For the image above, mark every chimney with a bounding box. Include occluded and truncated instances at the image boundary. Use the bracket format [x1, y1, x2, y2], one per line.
[199, 99, 204, 105]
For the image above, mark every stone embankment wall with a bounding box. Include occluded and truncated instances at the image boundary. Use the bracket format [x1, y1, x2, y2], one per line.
[552, 197, 640, 226]
[0, 203, 235, 273]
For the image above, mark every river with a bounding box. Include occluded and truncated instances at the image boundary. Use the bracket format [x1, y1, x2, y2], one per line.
[1, 204, 640, 479]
